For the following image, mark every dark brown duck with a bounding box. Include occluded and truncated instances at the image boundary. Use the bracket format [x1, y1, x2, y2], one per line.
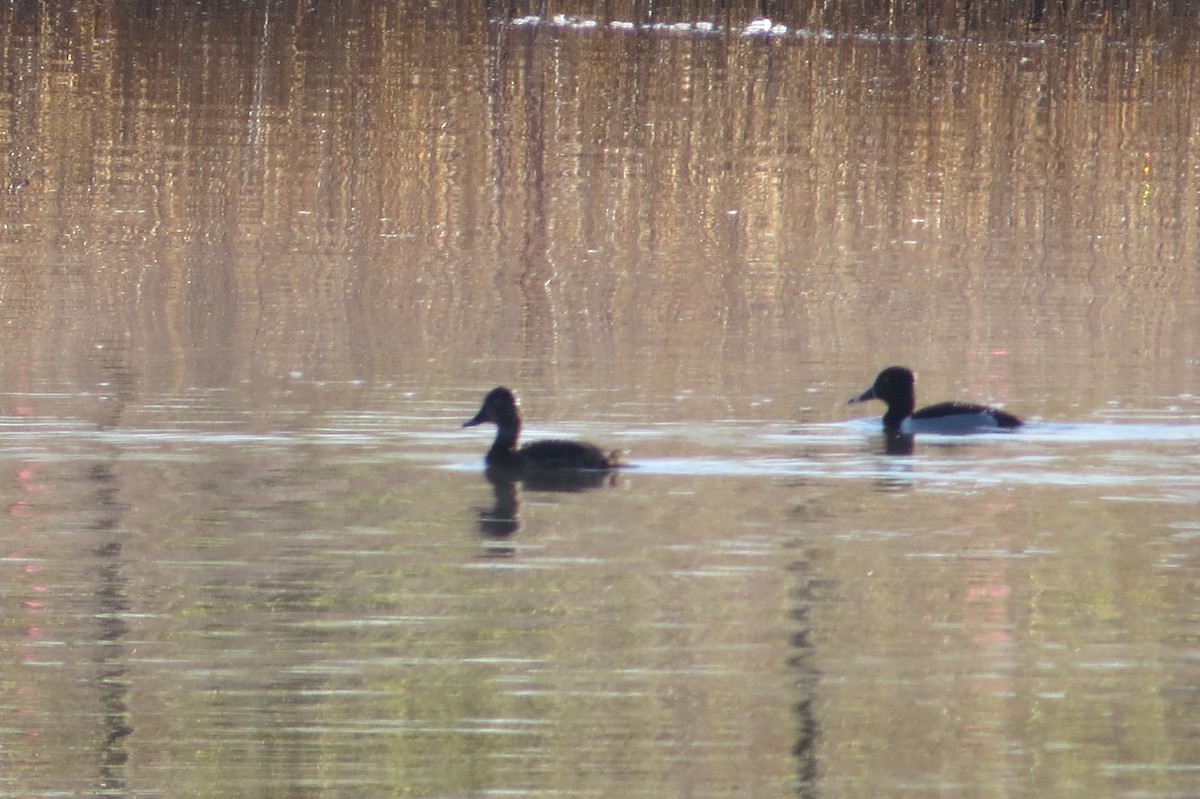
[464, 387, 622, 472]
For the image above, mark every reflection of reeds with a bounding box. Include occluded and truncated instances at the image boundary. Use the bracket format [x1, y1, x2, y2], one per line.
[0, 2, 1196, 408]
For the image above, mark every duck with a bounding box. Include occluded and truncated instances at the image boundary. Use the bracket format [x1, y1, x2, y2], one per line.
[464, 387, 622, 473]
[849, 366, 1023, 434]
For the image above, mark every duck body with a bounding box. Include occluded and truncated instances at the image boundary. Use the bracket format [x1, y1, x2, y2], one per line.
[495, 438, 615, 471]
[849, 366, 1023, 435]
[464, 387, 621, 474]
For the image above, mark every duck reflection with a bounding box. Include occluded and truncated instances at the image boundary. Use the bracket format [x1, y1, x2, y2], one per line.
[882, 430, 915, 456]
[475, 463, 618, 547]
[477, 468, 521, 540]
[862, 432, 918, 492]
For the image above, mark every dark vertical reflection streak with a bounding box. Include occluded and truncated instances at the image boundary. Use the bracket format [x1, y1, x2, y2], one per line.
[787, 544, 825, 799]
[3, 5, 42, 195]
[517, 27, 555, 382]
[91, 342, 136, 797]
[486, 11, 510, 232]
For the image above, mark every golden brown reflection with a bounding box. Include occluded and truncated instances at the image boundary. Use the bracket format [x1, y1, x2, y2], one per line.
[0, 4, 1197, 416]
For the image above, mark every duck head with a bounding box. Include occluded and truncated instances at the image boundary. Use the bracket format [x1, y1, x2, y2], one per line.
[849, 366, 916, 429]
[464, 387, 521, 431]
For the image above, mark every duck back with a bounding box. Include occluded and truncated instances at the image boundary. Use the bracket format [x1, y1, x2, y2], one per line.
[517, 439, 620, 471]
[907, 401, 1023, 433]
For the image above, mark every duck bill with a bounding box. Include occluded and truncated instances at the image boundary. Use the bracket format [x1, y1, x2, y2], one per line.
[848, 386, 876, 405]
[463, 409, 489, 427]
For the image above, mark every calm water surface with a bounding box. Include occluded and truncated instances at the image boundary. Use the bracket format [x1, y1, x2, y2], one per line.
[2, 4, 1200, 798]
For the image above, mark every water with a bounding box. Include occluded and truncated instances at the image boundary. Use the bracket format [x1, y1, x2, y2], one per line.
[2, 3, 1200, 798]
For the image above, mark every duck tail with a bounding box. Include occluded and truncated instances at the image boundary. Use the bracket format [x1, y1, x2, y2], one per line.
[606, 450, 631, 468]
